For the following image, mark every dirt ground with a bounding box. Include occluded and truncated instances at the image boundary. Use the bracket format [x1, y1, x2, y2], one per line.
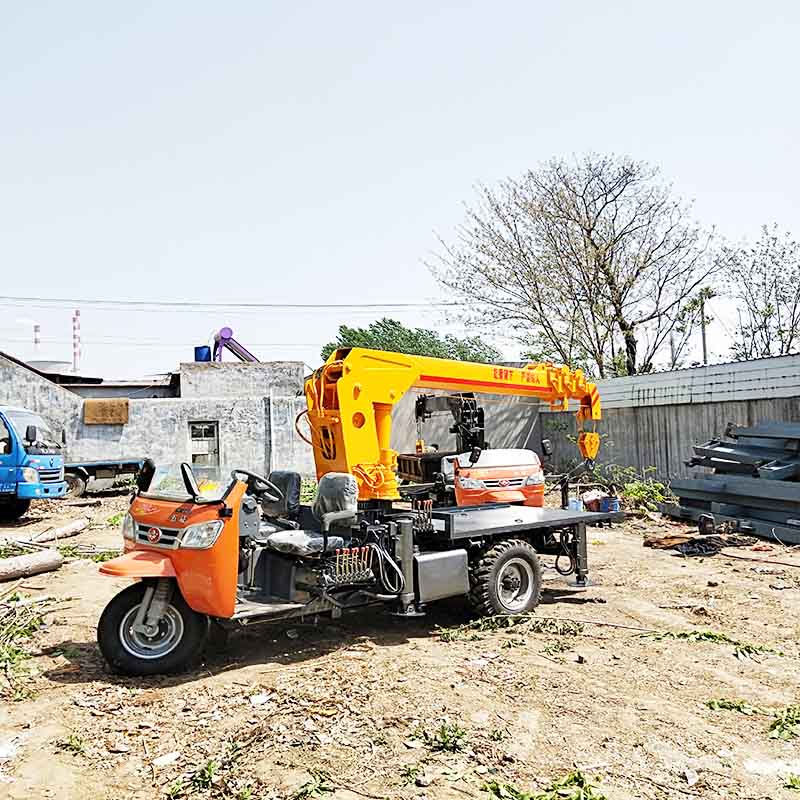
[2, 495, 800, 800]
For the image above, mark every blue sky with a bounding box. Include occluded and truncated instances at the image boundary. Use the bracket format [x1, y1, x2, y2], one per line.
[1, 1, 798, 377]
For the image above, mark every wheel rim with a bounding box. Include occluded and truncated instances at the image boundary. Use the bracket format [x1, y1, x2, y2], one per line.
[119, 603, 185, 660]
[496, 557, 535, 612]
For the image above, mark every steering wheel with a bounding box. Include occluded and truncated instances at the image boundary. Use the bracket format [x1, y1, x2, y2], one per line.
[231, 469, 284, 504]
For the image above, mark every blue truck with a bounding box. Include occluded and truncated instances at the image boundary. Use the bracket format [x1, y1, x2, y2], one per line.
[0, 405, 67, 521]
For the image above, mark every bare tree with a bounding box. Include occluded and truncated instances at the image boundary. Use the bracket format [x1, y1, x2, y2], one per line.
[430, 154, 721, 377]
[725, 225, 800, 361]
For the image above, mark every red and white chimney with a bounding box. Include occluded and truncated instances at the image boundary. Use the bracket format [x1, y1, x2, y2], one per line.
[72, 309, 81, 373]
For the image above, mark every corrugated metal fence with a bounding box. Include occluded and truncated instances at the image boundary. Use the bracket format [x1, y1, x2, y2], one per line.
[541, 355, 800, 480]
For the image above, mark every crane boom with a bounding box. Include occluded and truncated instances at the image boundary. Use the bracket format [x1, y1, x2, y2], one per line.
[303, 348, 601, 501]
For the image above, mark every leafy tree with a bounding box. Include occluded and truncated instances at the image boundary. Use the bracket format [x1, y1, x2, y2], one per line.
[430, 153, 722, 377]
[724, 224, 800, 360]
[320, 318, 502, 363]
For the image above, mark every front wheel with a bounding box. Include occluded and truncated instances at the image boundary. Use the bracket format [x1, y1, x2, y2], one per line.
[0, 499, 31, 522]
[469, 538, 543, 616]
[97, 582, 209, 675]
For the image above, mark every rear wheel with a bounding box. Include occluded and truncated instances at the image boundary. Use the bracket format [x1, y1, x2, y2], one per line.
[64, 472, 87, 499]
[97, 582, 209, 675]
[469, 538, 542, 616]
[0, 499, 31, 522]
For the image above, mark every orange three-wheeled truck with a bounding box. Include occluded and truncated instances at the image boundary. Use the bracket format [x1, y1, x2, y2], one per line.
[97, 348, 619, 675]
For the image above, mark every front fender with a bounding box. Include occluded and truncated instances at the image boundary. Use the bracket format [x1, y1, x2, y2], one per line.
[99, 550, 176, 578]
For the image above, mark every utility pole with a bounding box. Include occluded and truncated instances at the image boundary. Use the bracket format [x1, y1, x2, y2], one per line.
[700, 294, 708, 365]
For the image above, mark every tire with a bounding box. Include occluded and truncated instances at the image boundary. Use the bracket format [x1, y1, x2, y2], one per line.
[97, 582, 209, 675]
[0, 499, 31, 522]
[469, 538, 543, 617]
[64, 472, 87, 499]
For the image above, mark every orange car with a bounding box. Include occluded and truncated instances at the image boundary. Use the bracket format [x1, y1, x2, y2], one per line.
[449, 448, 545, 507]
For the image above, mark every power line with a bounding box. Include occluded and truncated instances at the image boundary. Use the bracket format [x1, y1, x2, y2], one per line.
[0, 295, 460, 311]
[0, 337, 321, 349]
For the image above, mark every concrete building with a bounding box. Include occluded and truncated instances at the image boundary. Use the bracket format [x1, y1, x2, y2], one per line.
[0, 351, 314, 475]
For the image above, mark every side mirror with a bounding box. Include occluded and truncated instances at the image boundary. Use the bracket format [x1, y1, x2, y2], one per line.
[541, 438, 554, 457]
[180, 461, 201, 498]
[136, 458, 156, 493]
[24, 425, 37, 444]
[469, 446, 482, 465]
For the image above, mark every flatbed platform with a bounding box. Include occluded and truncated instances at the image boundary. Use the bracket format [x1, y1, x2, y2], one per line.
[429, 503, 624, 539]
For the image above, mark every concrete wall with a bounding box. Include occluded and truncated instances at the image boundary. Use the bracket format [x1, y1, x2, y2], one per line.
[66, 384, 176, 399]
[268, 396, 315, 474]
[391, 392, 542, 455]
[0, 354, 83, 440]
[69, 396, 266, 467]
[71, 396, 314, 475]
[179, 362, 303, 399]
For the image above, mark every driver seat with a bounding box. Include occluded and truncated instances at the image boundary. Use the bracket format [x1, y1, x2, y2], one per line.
[255, 470, 302, 540]
[264, 472, 358, 557]
[261, 470, 301, 522]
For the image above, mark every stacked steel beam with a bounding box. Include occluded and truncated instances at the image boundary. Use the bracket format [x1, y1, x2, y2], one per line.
[661, 422, 800, 544]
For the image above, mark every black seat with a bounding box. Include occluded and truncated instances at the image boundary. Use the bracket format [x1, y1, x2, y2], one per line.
[265, 472, 358, 557]
[261, 470, 301, 521]
[265, 529, 346, 556]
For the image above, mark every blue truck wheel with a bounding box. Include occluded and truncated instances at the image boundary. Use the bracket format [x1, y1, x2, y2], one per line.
[64, 472, 87, 498]
[0, 499, 31, 522]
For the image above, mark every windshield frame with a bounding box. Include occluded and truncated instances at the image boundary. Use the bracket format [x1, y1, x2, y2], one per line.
[2, 410, 62, 455]
[139, 463, 239, 505]
[453, 448, 541, 470]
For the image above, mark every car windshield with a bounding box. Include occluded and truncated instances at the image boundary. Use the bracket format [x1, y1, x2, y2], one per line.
[142, 463, 235, 503]
[4, 411, 62, 453]
[454, 448, 541, 469]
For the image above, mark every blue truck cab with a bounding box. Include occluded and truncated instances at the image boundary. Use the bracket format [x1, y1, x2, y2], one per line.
[0, 406, 67, 521]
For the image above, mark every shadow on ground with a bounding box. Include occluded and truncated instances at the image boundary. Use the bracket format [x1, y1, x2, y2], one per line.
[41, 585, 600, 690]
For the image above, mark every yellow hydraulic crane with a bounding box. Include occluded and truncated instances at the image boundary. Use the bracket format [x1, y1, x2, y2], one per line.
[302, 348, 602, 501]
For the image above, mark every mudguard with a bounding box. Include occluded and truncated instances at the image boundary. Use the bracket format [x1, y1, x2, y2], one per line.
[99, 550, 176, 578]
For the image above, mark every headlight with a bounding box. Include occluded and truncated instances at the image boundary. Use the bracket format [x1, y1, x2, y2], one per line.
[21, 467, 38, 483]
[457, 477, 484, 489]
[524, 471, 544, 486]
[121, 513, 136, 540]
[180, 520, 224, 550]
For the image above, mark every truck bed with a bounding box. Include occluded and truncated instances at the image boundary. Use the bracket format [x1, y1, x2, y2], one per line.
[428, 503, 624, 540]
